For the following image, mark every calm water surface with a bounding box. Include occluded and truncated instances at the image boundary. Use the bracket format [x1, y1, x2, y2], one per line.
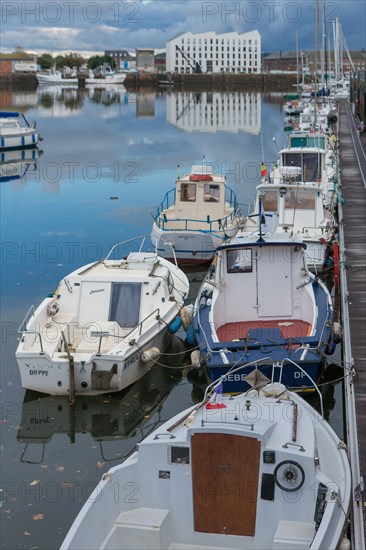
[0, 88, 343, 549]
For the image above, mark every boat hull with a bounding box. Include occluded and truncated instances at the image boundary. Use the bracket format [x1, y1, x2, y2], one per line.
[36, 74, 78, 85]
[16, 327, 173, 396]
[0, 131, 39, 149]
[85, 75, 126, 86]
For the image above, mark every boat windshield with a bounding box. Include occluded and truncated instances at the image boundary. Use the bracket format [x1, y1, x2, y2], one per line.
[284, 189, 316, 210]
[283, 152, 321, 181]
[204, 184, 220, 202]
[261, 190, 278, 212]
[109, 282, 141, 328]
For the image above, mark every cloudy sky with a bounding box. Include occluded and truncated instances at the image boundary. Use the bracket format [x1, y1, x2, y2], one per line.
[1, 0, 365, 54]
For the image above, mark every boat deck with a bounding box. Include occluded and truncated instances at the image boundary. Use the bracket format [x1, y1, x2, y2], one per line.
[338, 99, 366, 542]
[216, 319, 311, 341]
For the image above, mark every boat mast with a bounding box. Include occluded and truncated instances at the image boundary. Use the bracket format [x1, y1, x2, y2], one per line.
[296, 31, 299, 94]
[313, 0, 319, 128]
[320, 0, 325, 91]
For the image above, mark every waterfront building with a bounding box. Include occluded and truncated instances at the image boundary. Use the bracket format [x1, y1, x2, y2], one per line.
[104, 50, 135, 71]
[166, 31, 261, 74]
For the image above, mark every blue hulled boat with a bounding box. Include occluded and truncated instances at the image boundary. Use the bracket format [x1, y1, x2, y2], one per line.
[193, 228, 335, 392]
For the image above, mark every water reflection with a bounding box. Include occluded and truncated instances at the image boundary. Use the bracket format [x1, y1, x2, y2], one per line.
[17, 338, 189, 464]
[166, 91, 261, 134]
[0, 147, 41, 183]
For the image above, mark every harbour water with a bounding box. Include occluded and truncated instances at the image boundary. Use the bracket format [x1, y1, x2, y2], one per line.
[0, 87, 344, 549]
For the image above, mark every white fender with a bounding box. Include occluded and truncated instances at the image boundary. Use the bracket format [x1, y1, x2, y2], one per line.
[141, 347, 160, 363]
[190, 350, 201, 368]
[180, 304, 194, 330]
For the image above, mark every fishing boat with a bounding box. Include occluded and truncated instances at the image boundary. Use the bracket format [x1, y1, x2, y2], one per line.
[0, 112, 40, 149]
[85, 66, 126, 86]
[36, 66, 78, 85]
[270, 132, 338, 211]
[192, 229, 335, 393]
[245, 182, 335, 272]
[61, 380, 351, 550]
[15, 237, 189, 398]
[151, 165, 243, 264]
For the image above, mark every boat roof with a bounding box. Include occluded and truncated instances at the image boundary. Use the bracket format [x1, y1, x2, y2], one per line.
[257, 182, 322, 191]
[179, 165, 226, 184]
[217, 230, 307, 250]
[0, 111, 20, 118]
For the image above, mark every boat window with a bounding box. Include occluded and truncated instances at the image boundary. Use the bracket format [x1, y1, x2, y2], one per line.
[262, 190, 278, 212]
[227, 248, 252, 273]
[109, 283, 141, 328]
[1, 121, 17, 128]
[283, 152, 321, 182]
[180, 183, 196, 202]
[168, 446, 190, 464]
[285, 189, 316, 209]
[204, 183, 220, 202]
[303, 153, 321, 181]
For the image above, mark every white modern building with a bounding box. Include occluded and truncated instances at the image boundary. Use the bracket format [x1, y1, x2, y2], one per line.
[166, 31, 261, 74]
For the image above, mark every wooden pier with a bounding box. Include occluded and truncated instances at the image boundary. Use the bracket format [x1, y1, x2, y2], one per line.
[338, 99, 366, 546]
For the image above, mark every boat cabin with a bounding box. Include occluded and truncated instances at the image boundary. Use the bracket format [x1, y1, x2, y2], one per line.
[256, 183, 328, 233]
[156, 165, 235, 232]
[210, 234, 316, 343]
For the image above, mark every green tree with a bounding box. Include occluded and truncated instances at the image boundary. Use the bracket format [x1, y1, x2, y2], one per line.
[38, 53, 54, 69]
[88, 55, 116, 70]
[63, 52, 84, 69]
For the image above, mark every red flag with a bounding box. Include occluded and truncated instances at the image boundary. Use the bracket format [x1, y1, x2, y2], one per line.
[261, 163, 268, 177]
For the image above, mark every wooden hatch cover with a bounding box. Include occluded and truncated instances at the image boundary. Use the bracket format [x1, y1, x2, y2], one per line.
[191, 433, 260, 536]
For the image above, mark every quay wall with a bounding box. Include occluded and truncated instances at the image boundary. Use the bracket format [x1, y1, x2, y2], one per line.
[0, 72, 301, 92]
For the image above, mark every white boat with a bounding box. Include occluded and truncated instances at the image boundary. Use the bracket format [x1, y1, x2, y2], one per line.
[151, 165, 243, 264]
[0, 112, 40, 149]
[85, 67, 126, 87]
[61, 381, 351, 550]
[270, 132, 338, 211]
[246, 182, 335, 271]
[15, 237, 189, 397]
[36, 67, 78, 85]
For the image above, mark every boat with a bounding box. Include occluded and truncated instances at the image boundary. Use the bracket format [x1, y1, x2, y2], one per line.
[270, 132, 338, 211]
[15, 237, 189, 397]
[0, 112, 40, 149]
[245, 182, 336, 272]
[192, 229, 335, 393]
[61, 380, 351, 550]
[151, 164, 243, 264]
[36, 66, 78, 85]
[85, 66, 126, 87]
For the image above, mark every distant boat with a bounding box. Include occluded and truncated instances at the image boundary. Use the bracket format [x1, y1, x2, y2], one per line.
[15, 237, 189, 397]
[193, 230, 335, 393]
[85, 66, 126, 87]
[151, 165, 243, 264]
[36, 66, 78, 85]
[61, 381, 351, 550]
[0, 112, 40, 149]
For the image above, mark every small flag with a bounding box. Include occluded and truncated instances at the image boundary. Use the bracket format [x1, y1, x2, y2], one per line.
[206, 381, 227, 409]
[261, 163, 268, 177]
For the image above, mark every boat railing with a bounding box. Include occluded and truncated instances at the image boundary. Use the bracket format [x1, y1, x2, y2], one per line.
[155, 188, 176, 218]
[105, 235, 148, 260]
[18, 305, 44, 353]
[202, 356, 324, 418]
[96, 308, 161, 355]
[156, 207, 240, 233]
[104, 234, 178, 266]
